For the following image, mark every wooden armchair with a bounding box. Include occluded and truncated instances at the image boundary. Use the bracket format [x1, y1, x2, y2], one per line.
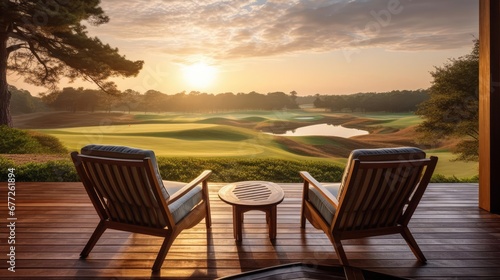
[71, 144, 212, 271]
[300, 147, 438, 265]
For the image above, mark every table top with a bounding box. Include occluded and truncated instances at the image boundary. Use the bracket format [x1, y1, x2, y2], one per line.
[218, 181, 285, 207]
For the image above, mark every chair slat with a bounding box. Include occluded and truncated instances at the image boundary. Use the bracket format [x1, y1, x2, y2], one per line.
[82, 160, 162, 227]
[382, 166, 407, 227]
[112, 165, 136, 222]
[361, 168, 384, 229]
[392, 166, 422, 223]
[83, 161, 117, 219]
[97, 163, 129, 224]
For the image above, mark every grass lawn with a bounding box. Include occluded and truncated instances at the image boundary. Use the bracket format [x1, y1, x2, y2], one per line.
[426, 150, 479, 179]
[38, 123, 310, 159]
[28, 110, 477, 179]
[340, 112, 423, 128]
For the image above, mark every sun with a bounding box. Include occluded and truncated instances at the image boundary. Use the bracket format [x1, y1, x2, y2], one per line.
[182, 62, 217, 89]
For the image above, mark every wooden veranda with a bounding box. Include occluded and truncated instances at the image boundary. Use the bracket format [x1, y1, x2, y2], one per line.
[0, 182, 499, 279]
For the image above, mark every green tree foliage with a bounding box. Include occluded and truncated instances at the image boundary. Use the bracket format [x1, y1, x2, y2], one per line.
[41, 87, 103, 112]
[313, 90, 429, 112]
[10, 85, 34, 113]
[143, 89, 169, 113]
[116, 89, 141, 113]
[288, 91, 299, 109]
[0, 0, 144, 126]
[416, 40, 479, 161]
[38, 87, 301, 113]
[9, 85, 46, 114]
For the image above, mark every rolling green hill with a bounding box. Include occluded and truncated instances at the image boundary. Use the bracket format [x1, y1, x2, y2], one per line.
[12, 110, 478, 179]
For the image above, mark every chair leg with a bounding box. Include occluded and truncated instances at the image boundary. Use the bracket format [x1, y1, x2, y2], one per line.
[331, 235, 349, 266]
[300, 201, 307, 229]
[203, 182, 212, 228]
[80, 220, 107, 258]
[300, 182, 308, 229]
[205, 201, 212, 229]
[401, 227, 427, 263]
[152, 232, 175, 272]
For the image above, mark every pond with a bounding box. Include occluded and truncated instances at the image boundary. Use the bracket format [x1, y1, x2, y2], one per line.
[293, 116, 316, 120]
[268, 123, 369, 138]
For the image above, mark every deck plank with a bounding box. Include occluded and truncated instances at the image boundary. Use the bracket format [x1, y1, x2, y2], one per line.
[0, 182, 499, 279]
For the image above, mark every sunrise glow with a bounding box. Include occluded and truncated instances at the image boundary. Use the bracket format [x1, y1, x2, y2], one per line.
[182, 62, 217, 89]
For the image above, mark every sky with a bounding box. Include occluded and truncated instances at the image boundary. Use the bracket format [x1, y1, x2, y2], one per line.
[9, 0, 479, 96]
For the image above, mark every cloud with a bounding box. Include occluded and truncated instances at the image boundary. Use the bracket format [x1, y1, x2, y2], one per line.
[87, 0, 478, 62]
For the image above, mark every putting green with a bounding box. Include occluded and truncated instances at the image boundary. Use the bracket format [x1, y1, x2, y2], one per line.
[39, 123, 302, 158]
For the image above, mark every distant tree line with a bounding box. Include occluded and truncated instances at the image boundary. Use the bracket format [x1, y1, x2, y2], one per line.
[10, 86, 430, 115]
[37, 88, 300, 113]
[9, 86, 48, 114]
[312, 90, 429, 112]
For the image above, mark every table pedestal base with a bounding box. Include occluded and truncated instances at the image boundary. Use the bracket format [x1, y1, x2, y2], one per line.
[232, 204, 277, 242]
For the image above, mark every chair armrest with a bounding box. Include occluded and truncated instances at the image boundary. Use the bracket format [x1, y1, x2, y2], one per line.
[168, 170, 212, 204]
[300, 171, 339, 209]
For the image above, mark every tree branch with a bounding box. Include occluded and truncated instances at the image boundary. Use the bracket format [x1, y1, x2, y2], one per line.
[82, 74, 116, 95]
[27, 40, 51, 82]
[467, 131, 479, 141]
[6, 43, 26, 54]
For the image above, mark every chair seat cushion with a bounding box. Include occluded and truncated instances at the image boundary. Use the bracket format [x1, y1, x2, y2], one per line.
[164, 181, 203, 224]
[308, 183, 340, 225]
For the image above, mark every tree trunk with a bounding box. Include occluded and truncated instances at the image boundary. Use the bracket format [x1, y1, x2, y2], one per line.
[0, 30, 12, 127]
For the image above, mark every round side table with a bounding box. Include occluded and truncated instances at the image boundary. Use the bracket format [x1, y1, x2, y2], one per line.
[218, 181, 285, 242]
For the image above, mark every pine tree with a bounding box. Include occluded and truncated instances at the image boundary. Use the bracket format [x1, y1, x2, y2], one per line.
[0, 0, 143, 126]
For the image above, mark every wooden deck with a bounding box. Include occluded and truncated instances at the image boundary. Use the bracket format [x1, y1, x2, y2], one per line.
[0, 182, 499, 279]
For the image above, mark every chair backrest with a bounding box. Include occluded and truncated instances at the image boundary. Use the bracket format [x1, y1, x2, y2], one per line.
[72, 146, 174, 229]
[338, 147, 426, 199]
[333, 148, 437, 233]
[81, 144, 170, 199]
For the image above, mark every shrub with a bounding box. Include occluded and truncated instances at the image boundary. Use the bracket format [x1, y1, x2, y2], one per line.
[0, 126, 67, 154]
[16, 161, 78, 182]
[28, 131, 68, 153]
[431, 173, 479, 183]
[0, 126, 41, 153]
[156, 157, 344, 183]
[0, 155, 477, 183]
[0, 157, 16, 182]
